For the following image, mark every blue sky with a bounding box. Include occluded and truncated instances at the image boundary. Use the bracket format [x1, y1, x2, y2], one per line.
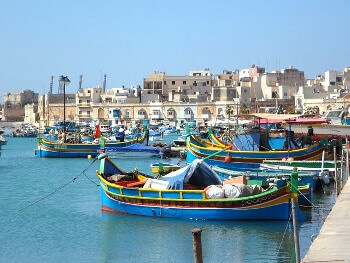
[1, 0, 349, 103]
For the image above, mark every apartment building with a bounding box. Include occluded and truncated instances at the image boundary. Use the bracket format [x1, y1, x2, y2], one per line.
[143, 69, 213, 101]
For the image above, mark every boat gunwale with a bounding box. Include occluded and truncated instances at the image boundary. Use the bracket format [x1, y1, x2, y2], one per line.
[97, 172, 289, 203]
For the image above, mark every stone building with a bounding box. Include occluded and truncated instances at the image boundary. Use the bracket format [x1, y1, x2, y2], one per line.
[3, 90, 38, 122]
[143, 69, 213, 101]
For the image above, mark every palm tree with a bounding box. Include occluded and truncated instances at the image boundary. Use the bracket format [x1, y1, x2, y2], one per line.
[225, 105, 235, 134]
[225, 105, 234, 120]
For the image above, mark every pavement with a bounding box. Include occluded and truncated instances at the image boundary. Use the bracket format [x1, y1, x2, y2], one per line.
[302, 178, 350, 262]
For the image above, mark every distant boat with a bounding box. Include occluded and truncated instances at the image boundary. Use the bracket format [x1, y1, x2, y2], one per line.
[173, 136, 186, 146]
[0, 135, 8, 145]
[148, 130, 162, 142]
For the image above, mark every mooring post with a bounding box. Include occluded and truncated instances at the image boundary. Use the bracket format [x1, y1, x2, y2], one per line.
[191, 228, 203, 263]
[291, 168, 301, 263]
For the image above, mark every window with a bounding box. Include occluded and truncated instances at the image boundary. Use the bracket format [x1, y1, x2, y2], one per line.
[113, 109, 120, 118]
[172, 81, 175, 85]
[183, 81, 186, 85]
[203, 108, 211, 114]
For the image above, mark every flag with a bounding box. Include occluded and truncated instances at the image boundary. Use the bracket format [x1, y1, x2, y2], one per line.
[94, 124, 101, 139]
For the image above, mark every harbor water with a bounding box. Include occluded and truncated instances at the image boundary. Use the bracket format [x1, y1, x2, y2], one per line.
[0, 136, 336, 263]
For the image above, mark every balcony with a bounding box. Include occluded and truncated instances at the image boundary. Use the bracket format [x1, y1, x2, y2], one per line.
[184, 113, 192, 118]
[138, 115, 145, 119]
[77, 103, 91, 107]
[78, 114, 91, 118]
[77, 93, 92, 98]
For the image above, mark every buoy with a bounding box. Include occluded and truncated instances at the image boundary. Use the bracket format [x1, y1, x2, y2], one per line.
[87, 154, 92, 159]
[224, 153, 232, 163]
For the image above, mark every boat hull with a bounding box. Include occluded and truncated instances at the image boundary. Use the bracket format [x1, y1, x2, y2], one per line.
[100, 188, 296, 220]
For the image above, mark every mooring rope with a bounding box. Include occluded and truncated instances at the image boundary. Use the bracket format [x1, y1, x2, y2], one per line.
[275, 210, 293, 261]
[18, 156, 100, 212]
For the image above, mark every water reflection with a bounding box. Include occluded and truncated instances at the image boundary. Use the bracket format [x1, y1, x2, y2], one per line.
[100, 212, 307, 262]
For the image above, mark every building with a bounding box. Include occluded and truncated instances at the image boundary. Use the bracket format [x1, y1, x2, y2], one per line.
[8, 65, 350, 128]
[143, 69, 213, 101]
[3, 90, 38, 122]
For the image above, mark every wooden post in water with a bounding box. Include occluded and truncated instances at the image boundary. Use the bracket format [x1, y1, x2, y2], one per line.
[333, 146, 339, 195]
[340, 141, 344, 190]
[191, 228, 203, 263]
[291, 168, 301, 263]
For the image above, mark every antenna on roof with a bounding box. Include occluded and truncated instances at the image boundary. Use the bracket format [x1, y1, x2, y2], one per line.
[49, 76, 53, 94]
[103, 74, 107, 92]
[79, 75, 83, 92]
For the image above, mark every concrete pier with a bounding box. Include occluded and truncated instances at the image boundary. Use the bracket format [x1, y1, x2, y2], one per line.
[302, 179, 350, 262]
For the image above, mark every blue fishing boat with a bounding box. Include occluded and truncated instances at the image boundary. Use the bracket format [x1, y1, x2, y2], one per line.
[187, 134, 329, 171]
[96, 155, 305, 221]
[35, 130, 148, 158]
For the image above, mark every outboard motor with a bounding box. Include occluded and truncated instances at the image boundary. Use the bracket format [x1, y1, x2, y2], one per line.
[307, 126, 314, 137]
[161, 144, 172, 159]
[319, 169, 330, 187]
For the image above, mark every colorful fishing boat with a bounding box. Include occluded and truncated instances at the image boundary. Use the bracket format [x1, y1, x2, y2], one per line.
[35, 130, 148, 158]
[187, 134, 329, 171]
[96, 154, 305, 220]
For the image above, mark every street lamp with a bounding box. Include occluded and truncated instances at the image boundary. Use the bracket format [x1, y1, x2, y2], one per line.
[59, 75, 70, 131]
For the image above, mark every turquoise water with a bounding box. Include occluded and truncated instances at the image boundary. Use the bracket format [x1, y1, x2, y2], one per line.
[0, 136, 336, 263]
